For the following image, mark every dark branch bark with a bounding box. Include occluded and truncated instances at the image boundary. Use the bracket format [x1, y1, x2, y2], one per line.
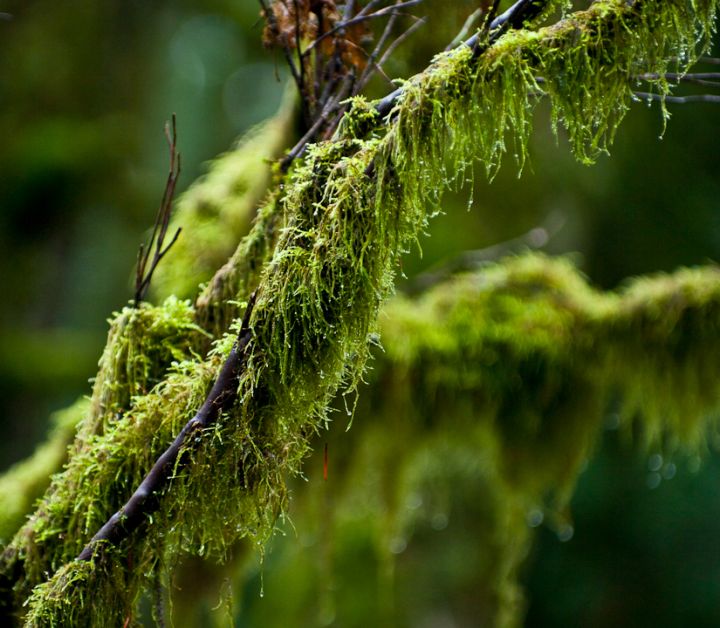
[78, 291, 258, 561]
[373, 0, 548, 118]
[134, 115, 182, 307]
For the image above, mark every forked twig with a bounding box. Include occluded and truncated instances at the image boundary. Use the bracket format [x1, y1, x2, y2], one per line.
[134, 115, 182, 307]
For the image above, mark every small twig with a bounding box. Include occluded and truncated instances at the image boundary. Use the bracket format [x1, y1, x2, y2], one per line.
[355, 0, 403, 95]
[281, 74, 356, 172]
[481, 0, 502, 38]
[258, 0, 305, 102]
[302, 0, 424, 57]
[78, 292, 258, 562]
[638, 72, 720, 88]
[633, 91, 720, 104]
[668, 56, 720, 65]
[154, 579, 166, 628]
[445, 8, 483, 52]
[293, 0, 306, 89]
[402, 211, 566, 294]
[376, 16, 426, 70]
[344, 39, 396, 88]
[355, 14, 427, 96]
[134, 116, 182, 307]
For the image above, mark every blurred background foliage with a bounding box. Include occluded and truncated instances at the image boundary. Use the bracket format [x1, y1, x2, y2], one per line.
[0, 0, 719, 626]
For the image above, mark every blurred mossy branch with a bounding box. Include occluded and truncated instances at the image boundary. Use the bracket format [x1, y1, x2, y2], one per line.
[0, 0, 719, 627]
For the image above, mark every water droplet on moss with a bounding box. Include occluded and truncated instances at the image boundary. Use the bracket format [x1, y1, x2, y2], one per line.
[646, 472, 661, 489]
[648, 453, 662, 471]
[527, 509, 543, 527]
[557, 524, 574, 542]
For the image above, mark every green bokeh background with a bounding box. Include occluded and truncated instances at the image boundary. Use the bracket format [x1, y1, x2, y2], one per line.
[1, 1, 719, 626]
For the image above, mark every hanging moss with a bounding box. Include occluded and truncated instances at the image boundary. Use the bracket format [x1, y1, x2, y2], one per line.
[4, 1, 718, 626]
[231, 254, 720, 628]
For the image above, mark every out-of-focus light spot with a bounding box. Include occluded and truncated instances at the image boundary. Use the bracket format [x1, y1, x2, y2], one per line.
[648, 453, 662, 472]
[223, 63, 288, 132]
[688, 456, 701, 473]
[406, 492, 423, 509]
[389, 537, 407, 554]
[170, 15, 245, 90]
[557, 523, 574, 542]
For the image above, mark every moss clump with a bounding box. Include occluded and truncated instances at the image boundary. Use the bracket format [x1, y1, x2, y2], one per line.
[23, 549, 134, 628]
[252, 254, 720, 628]
[193, 190, 287, 340]
[76, 297, 210, 449]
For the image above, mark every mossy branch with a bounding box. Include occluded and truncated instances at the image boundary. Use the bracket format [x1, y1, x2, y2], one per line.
[2, 1, 717, 625]
[77, 292, 257, 562]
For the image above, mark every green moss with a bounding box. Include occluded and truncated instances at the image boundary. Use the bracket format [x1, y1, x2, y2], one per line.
[270, 254, 720, 628]
[193, 189, 287, 340]
[23, 550, 135, 628]
[0, 400, 85, 545]
[7, 1, 719, 625]
[76, 297, 211, 448]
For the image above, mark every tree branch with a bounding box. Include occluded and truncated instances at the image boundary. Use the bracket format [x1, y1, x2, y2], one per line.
[78, 291, 257, 561]
[373, 0, 549, 119]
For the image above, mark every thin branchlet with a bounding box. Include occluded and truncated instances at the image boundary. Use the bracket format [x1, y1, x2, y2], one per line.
[134, 116, 182, 307]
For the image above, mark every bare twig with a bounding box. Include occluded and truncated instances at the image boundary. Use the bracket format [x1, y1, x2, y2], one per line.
[134, 116, 182, 307]
[445, 7, 483, 52]
[376, 16, 426, 70]
[633, 91, 720, 104]
[78, 292, 258, 561]
[302, 0, 424, 57]
[402, 211, 566, 294]
[354, 0, 403, 95]
[355, 14, 427, 96]
[258, 0, 306, 105]
[281, 74, 356, 172]
[293, 0, 306, 90]
[638, 72, 720, 88]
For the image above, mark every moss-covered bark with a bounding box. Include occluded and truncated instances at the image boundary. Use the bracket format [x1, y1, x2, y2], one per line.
[0, 1, 717, 626]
